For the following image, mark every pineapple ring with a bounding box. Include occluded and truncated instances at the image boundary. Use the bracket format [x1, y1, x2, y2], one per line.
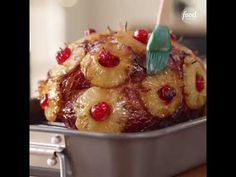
[115, 31, 146, 55]
[38, 78, 61, 121]
[140, 70, 183, 118]
[183, 56, 206, 109]
[80, 42, 133, 88]
[49, 44, 86, 78]
[171, 40, 193, 55]
[75, 87, 129, 133]
[84, 31, 112, 42]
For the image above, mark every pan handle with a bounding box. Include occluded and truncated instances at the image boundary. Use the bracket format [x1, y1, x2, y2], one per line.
[30, 145, 71, 177]
[56, 152, 67, 177]
[30, 132, 72, 177]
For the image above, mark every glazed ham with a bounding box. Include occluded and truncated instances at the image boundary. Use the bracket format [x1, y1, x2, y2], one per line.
[38, 28, 206, 133]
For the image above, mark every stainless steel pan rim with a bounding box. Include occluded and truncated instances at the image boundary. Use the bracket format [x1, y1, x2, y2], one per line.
[30, 116, 206, 139]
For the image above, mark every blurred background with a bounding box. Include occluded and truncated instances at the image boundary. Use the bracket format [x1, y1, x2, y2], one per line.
[30, 0, 206, 98]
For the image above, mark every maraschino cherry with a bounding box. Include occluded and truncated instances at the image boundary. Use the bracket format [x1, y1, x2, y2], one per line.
[40, 94, 49, 109]
[56, 47, 71, 64]
[196, 74, 204, 92]
[133, 29, 149, 44]
[158, 85, 176, 104]
[98, 49, 119, 67]
[90, 102, 111, 121]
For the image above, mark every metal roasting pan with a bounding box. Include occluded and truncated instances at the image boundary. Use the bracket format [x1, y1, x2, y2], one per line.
[30, 100, 206, 177]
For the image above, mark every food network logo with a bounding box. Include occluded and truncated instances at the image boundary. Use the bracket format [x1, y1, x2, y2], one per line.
[182, 8, 197, 24]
